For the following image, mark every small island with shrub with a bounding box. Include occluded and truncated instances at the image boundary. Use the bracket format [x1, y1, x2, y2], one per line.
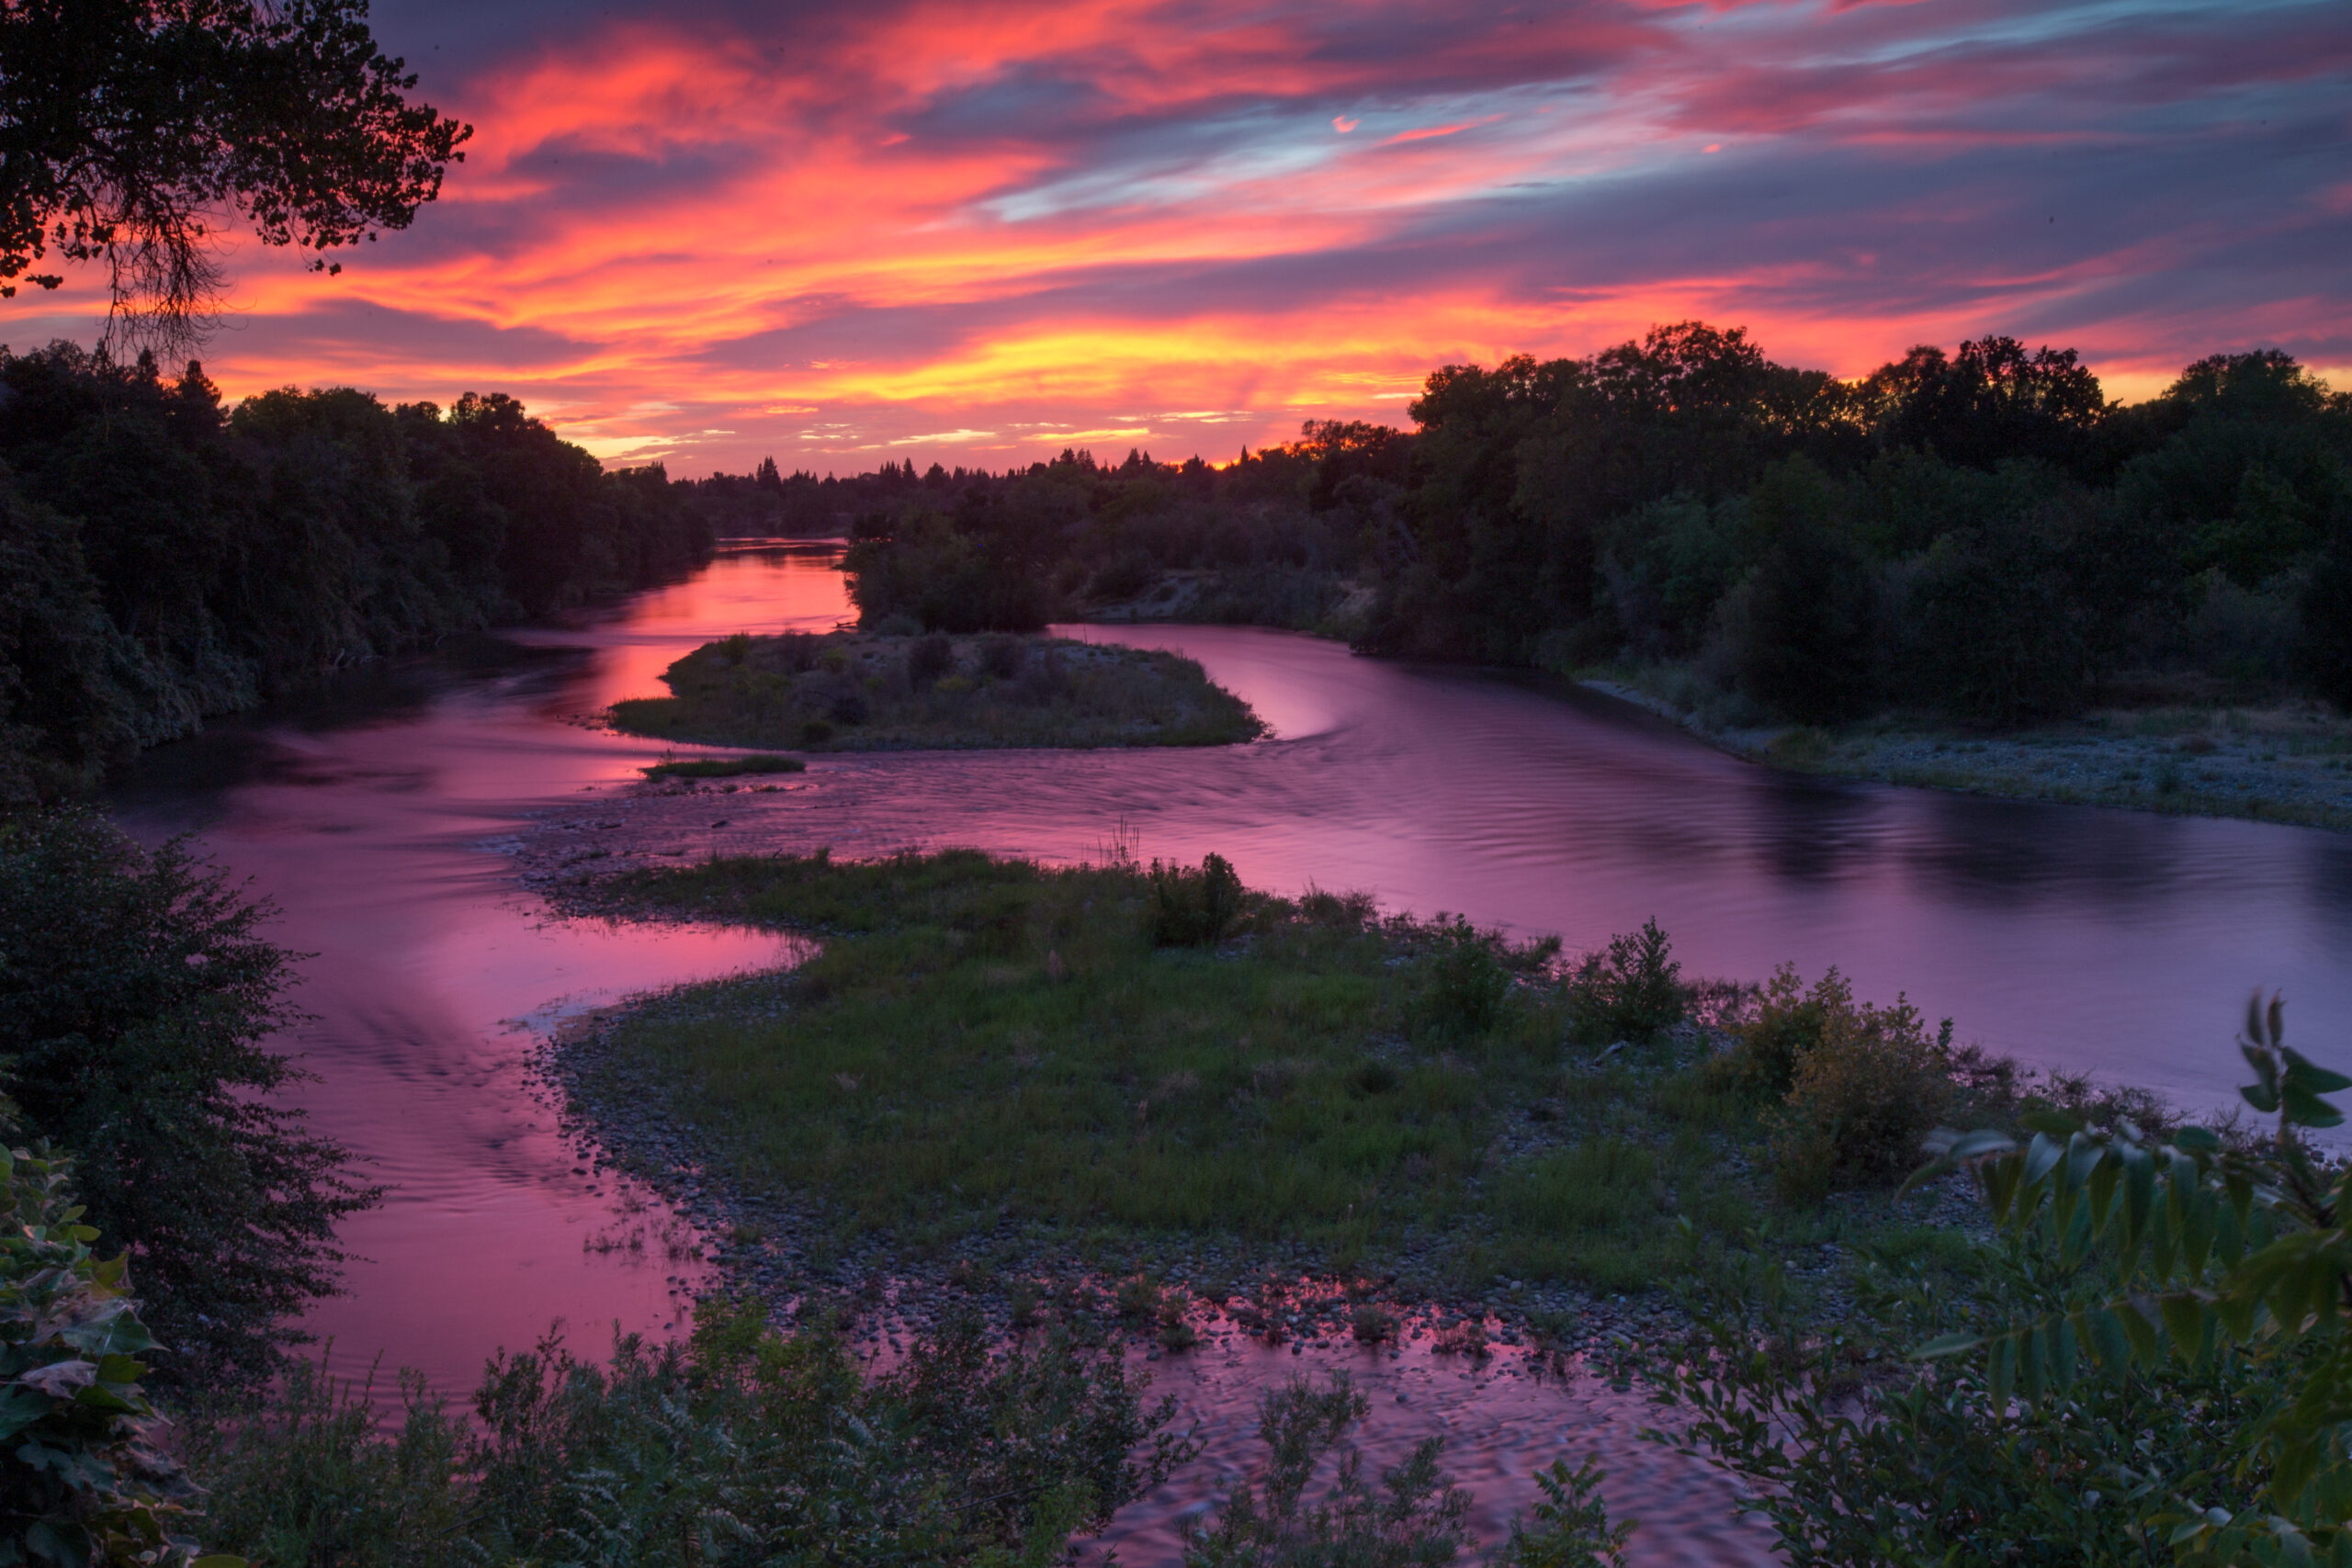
[607, 629, 1264, 752]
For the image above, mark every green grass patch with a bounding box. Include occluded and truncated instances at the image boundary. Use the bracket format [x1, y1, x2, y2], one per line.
[574, 850, 1942, 1297]
[608, 629, 1263, 751]
[640, 753, 808, 779]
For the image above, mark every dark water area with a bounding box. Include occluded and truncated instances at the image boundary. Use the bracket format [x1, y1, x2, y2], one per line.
[107, 542, 2352, 1565]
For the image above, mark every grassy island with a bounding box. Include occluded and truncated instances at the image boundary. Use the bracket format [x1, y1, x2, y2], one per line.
[608, 629, 1262, 752]
[553, 848, 2154, 1313]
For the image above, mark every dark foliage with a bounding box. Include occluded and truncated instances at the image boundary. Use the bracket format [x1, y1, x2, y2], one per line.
[0, 806, 375, 1388]
[1148, 852, 1246, 946]
[0, 0, 470, 351]
[817, 327, 2349, 725]
[191, 1297, 1189, 1567]
[1355, 328, 2352, 725]
[0, 1140, 222, 1566]
[0, 344, 714, 797]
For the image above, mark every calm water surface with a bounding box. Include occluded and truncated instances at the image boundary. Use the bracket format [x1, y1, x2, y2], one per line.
[111, 543, 2352, 1564]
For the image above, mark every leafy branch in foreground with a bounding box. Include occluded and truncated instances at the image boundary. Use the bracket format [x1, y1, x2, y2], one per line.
[1914, 992, 2352, 1562]
[0, 1140, 236, 1568]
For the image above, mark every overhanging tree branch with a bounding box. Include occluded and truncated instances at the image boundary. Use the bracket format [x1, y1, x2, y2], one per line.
[0, 0, 469, 355]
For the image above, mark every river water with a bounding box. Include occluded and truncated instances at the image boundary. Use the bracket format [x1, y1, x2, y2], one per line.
[111, 542, 2352, 1563]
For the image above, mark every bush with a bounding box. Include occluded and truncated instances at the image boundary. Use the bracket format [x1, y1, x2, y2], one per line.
[908, 632, 956, 685]
[1148, 852, 1245, 946]
[1717, 963, 1841, 1100]
[1724, 966, 1953, 1201]
[0, 807, 375, 1389]
[978, 633, 1028, 680]
[192, 1297, 1188, 1568]
[1562, 919, 1686, 1044]
[1418, 916, 1515, 1038]
[0, 1140, 223, 1568]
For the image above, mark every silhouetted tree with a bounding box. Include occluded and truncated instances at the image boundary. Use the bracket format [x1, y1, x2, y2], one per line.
[0, 0, 469, 350]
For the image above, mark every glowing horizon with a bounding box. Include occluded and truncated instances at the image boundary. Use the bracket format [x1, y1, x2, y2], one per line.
[9, 0, 2346, 473]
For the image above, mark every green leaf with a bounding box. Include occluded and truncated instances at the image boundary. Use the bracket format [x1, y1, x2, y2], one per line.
[1915, 1332, 1982, 1359]
[2281, 1084, 2345, 1130]
[2281, 1047, 2350, 1095]
[2157, 1293, 2205, 1363]
[1988, 1333, 2016, 1408]
[2049, 1314, 2077, 1389]
[2023, 1132, 2064, 1189]
[2087, 1307, 2132, 1371]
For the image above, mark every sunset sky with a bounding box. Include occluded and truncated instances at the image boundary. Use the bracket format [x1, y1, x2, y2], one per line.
[16, 0, 2350, 473]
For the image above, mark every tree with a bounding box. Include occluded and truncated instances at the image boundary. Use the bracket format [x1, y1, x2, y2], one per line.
[0, 0, 469, 352]
[0, 807, 376, 1389]
[1726, 458, 1878, 723]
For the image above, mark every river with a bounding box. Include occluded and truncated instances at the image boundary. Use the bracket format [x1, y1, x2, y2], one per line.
[111, 541, 2352, 1564]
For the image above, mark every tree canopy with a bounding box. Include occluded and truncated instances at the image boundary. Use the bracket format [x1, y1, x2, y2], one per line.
[0, 0, 469, 350]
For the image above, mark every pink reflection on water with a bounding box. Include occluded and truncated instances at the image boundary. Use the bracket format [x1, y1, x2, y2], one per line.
[1091, 1336, 1773, 1567]
[111, 544, 855, 1393]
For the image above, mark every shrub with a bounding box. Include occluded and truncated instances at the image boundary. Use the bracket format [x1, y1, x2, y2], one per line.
[1148, 852, 1245, 946]
[0, 1140, 223, 1568]
[1418, 916, 1514, 1038]
[192, 1297, 1188, 1567]
[1562, 919, 1686, 1043]
[978, 633, 1029, 680]
[908, 632, 956, 685]
[1091, 548, 1159, 602]
[1718, 963, 1844, 1100]
[1743, 970, 1953, 1201]
[0, 807, 375, 1389]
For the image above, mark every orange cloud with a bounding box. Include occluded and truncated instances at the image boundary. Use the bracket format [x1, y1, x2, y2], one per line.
[11, 0, 2339, 471]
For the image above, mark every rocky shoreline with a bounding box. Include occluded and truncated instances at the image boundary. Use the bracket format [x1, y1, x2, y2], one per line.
[1582, 677, 2352, 833]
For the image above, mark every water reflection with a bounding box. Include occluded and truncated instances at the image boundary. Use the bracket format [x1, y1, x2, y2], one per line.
[99, 540, 2352, 1561]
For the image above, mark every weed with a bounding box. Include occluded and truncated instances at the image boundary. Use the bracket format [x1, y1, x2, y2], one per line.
[1418, 915, 1515, 1038]
[1562, 918, 1687, 1043]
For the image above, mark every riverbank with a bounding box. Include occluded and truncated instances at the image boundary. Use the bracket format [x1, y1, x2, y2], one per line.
[1068, 570, 2352, 834]
[518, 842, 2078, 1372]
[610, 628, 1263, 751]
[1580, 669, 2352, 833]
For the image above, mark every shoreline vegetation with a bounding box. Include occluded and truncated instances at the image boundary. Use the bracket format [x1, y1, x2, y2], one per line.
[536, 846, 2169, 1354]
[1581, 668, 2352, 832]
[606, 628, 1263, 751]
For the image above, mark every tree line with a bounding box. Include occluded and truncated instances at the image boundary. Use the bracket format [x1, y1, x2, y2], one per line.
[0, 343, 715, 802]
[835, 324, 2352, 725]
